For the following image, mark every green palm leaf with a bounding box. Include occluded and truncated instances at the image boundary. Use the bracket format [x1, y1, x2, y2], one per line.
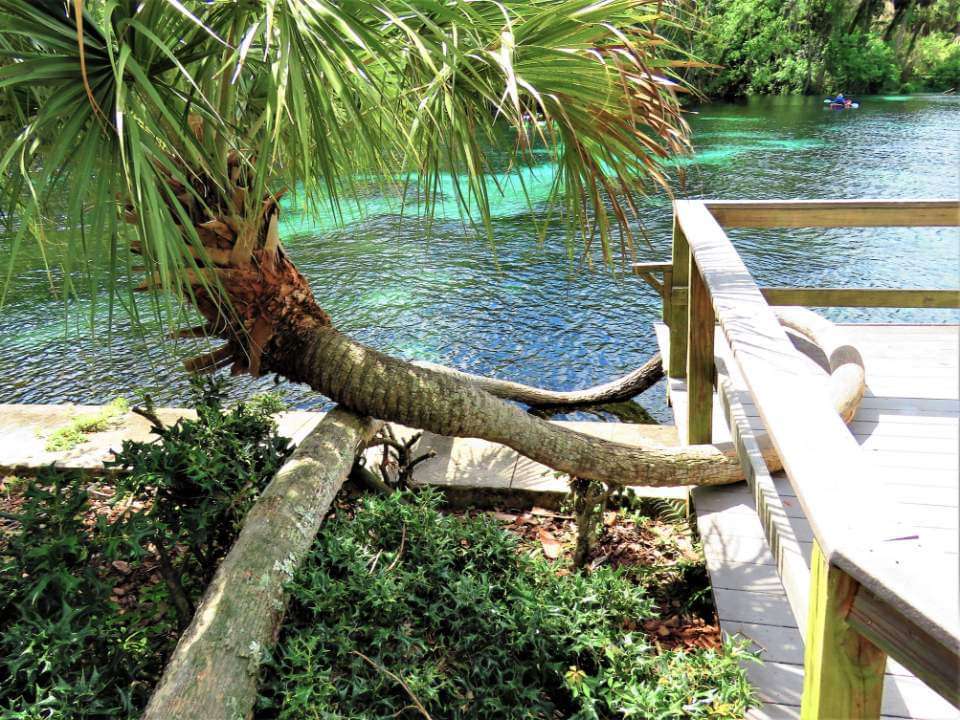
[0, 0, 695, 329]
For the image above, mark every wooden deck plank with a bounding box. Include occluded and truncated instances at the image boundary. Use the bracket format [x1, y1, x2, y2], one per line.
[707, 561, 789, 595]
[713, 588, 799, 628]
[745, 662, 960, 719]
[725, 621, 804, 664]
[857, 435, 960, 454]
[747, 702, 802, 720]
[703, 532, 813, 568]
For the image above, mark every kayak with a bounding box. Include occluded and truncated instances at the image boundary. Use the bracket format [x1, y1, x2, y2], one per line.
[825, 98, 860, 110]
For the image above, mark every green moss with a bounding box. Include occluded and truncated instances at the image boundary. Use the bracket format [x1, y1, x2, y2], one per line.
[44, 397, 130, 452]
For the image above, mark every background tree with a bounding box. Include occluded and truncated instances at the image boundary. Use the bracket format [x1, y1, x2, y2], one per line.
[0, 0, 750, 487]
[688, 0, 960, 95]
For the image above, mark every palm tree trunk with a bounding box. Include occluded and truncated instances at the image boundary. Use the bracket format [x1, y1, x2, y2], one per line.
[412, 353, 663, 409]
[266, 323, 743, 487]
[144, 170, 744, 489]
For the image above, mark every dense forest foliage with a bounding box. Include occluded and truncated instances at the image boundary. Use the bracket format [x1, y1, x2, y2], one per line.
[690, 0, 960, 96]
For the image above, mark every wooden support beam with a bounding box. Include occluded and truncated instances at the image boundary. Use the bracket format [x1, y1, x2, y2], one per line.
[669, 211, 690, 379]
[661, 267, 673, 324]
[761, 287, 960, 309]
[686, 260, 714, 445]
[848, 587, 960, 709]
[631, 261, 673, 273]
[801, 542, 888, 720]
[636, 271, 664, 296]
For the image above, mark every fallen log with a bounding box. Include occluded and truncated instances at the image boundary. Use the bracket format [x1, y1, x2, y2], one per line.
[142, 408, 381, 720]
[775, 307, 865, 423]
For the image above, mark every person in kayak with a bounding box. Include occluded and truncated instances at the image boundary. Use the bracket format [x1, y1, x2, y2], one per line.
[828, 93, 855, 108]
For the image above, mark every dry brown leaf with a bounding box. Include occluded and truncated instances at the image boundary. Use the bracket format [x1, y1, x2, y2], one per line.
[531, 506, 572, 519]
[538, 528, 563, 560]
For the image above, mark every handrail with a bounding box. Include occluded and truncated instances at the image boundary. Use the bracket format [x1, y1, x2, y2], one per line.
[704, 198, 960, 227]
[669, 198, 960, 719]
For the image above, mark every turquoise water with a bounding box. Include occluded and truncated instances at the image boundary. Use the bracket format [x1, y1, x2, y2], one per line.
[1, 95, 958, 421]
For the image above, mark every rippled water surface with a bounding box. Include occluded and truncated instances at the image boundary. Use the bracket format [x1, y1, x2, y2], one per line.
[2, 95, 958, 421]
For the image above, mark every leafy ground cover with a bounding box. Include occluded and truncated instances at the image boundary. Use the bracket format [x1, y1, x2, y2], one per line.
[259, 491, 757, 719]
[0, 380, 291, 719]
[1, 382, 757, 720]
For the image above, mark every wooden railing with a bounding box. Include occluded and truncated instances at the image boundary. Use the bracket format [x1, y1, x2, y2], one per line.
[642, 198, 960, 719]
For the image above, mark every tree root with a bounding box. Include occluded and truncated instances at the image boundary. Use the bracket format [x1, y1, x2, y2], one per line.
[413, 352, 663, 409]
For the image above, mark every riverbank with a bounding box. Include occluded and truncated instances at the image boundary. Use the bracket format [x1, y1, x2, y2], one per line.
[688, 0, 959, 98]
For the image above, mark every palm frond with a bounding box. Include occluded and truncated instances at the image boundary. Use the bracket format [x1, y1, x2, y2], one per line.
[0, 0, 696, 328]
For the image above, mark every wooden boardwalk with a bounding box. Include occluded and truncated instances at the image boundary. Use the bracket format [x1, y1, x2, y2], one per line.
[656, 322, 960, 720]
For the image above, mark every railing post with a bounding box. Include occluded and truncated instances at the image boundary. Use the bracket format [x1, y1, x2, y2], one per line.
[668, 208, 689, 379]
[686, 258, 714, 445]
[661, 267, 673, 324]
[801, 542, 887, 720]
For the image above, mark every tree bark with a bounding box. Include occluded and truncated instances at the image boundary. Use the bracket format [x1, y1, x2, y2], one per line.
[884, 0, 914, 43]
[270, 325, 746, 487]
[142, 408, 381, 720]
[412, 352, 663, 409]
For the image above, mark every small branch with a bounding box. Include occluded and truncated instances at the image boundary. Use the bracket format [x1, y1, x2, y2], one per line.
[402, 431, 423, 452]
[351, 651, 432, 720]
[154, 534, 194, 628]
[169, 324, 213, 340]
[350, 460, 393, 495]
[407, 450, 437, 472]
[385, 524, 406, 572]
[132, 405, 165, 433]
[398, 450, 437, 486]
[184, 345, 233, 374]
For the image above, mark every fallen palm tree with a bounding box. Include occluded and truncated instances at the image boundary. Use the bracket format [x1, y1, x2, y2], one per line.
[142, 309, 865, 718]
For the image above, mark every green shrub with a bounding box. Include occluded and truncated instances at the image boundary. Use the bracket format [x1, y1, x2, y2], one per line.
[0, 471, 174, 718]
[912, 34, 960, 90]
[0, 379, 291, 719]
[259, 490, 757, 719]
[108, 378, 291, 598]
[824, 31, 901, 94]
